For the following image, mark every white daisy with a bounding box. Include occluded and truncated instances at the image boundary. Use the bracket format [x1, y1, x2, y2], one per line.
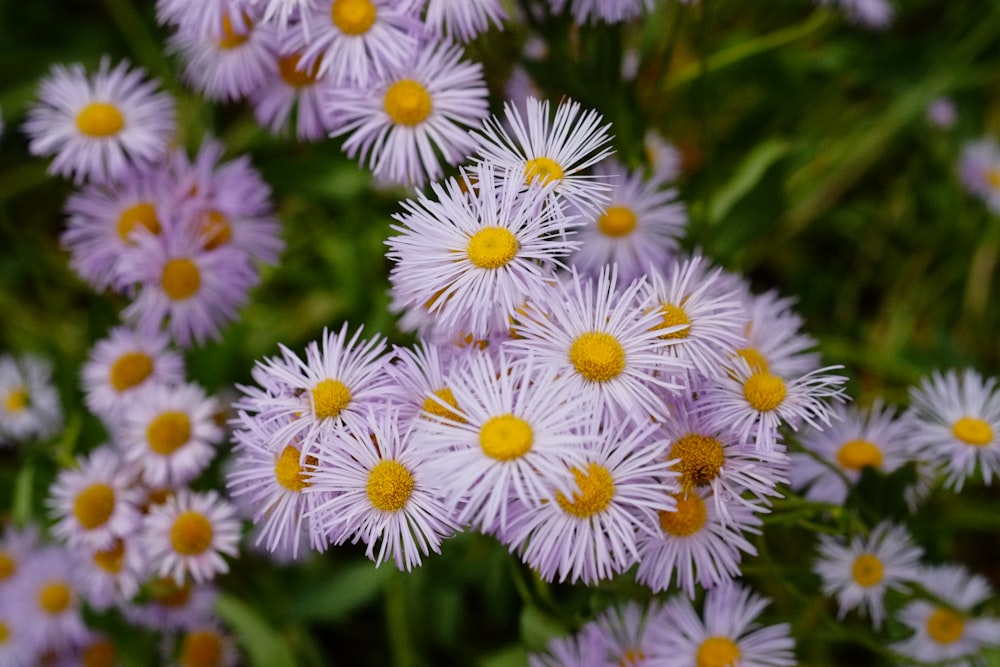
[251, 46, 335, 140]
[172, 623, 240, 667]
[12, 545, 89, 653]
[77, 534, 147, 610]
[421, 0, 506, 42]
[737, 286, 822, 377]
[123, 579, 219, 630]
[0, 353, 62, 444]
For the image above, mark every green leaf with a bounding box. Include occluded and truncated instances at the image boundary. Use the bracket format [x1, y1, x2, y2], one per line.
[519, 605, 566, 653]
[707, 138, 790, 226]
[291, 559, 394, 622]
[216, 593, 298, 667]
[477, 645, 530, 667]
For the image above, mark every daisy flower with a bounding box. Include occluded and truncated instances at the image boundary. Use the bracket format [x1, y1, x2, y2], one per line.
[287, 0, 421, 87]
[116, 220, 259, 347]
[307, 408, 458, 569]
[737, 286, 822, 377]
[172, 623, 240, 667]
[0, 600, 37, 667]
[502, 416, 677, 585]
[77, 534, 148, 610]
[471, 96, 615, 214]
[0, 353, 62, 444]
[508, 266, 690, 422]
[249, 0, 314, 31]
[790, 399, 913, 505]
[0, 523, 40, 593]
[909, 368, 1000, 491]
[24, 58, 176, 184]
[383, 341, 472, 428]
[156, 0, 253, 39]
[117, 381, 224, 487]
[892, 565, 1000, 666]
[327, 40, 488, 187]
[927, 97, 957, 129]
[412, 351, 593, 533]
[635, 486, 761, 597]
[48, 446, 143, 550]
[959, 137, 1000, 214]
[529, 625, 611, 667]
[591, 600, 667, 666]
[251, 47, 335, 140]
[548, 0, 655, 24]
[420, 0, 506, 42]
[81, 326, 186, 424]
[386, 163, 580, 338]
[644, 130, 682, 183]
[647, 583, 796, 667]
[569, 160, 686, 285]
[124, 579, 219, 630]
[142, 489, 241, 584]
[814, 521, 922, 629]
[12, 545, 89, 652]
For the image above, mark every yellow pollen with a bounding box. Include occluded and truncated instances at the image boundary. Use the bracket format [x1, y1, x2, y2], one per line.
[311, 378, 352, 420]
[170, 511, 214, 556]
[659, 493, 707, 537]
[0, 552, 14, 581]
[4, 388, 28, 412]
[650, 302, 691, 339]
[330, 0, 376, 35]
[696, 636, 741, 667]
[180, 629, 224, 667]
[670, 433, 725, 488]
[987, 168, 1000, 191]
[73, 483, 116, 529]
[366, 460, 414, 512]
[926, 607, 965, 645]
[569, 331, 625, 383]
[836, 439, 883, 471]
[145, 487, 174, 509]
[384, 79, 433, 126]
[82, 638, 117, 667]
[525, 156, 564, 186]
[218, 13, 251, 49]
[479, 414, 533, 461]
[467, 227, 519, 269]
[278, 53, 321, 87]
[851, 553, 884, 587]
[742, 372, 786, 412]
[196, 210, 233, 250]
[618, 649, 645, 666]
[597, 205, 638, 238]
[422, 387, 465, 423]
[952, 416, 993, 446]
[109, 351, 154, 392]
[38, 581, 72, 615]
[0, 622, 8, 644]
[153, 577, 193, 607]
[736, 347, 769, 373]
[555, 462, 615, 518]
[275, 445, 317, 492]
[75, 102, 125, 137]
[161, 258, 201, 300]
[146, 411, 192, 456]
[93, 539, 125, 574]
[117, 201, 161, 243]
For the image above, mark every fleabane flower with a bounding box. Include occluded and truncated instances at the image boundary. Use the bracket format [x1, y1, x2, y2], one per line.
[156, 0, 253, 39]
[736, 286, 822, 378]
[0, 354, 62, 444]
[307, 408, 458, 569]
[644, 129, 682, 182]
[528, 624, 612, 667]
[0, 524, 41, 593]
[590, 601, 668, 667]
[548, 0, 655, 24]
[48, 446, 143, 550]
[892, 565, 1000, 666]
[249, 0, 314, 31]
[124, 579, 218, 630]
[471, 96, 615, 214]
[24, 58, 176, 184]
[78, 534, 148, 610]
[814, 521, 922, 629]
[12, 545, 89, 653]
[172, 623, 240, 667]
[251, 47, 334, 140]
[959, 137, 1000, 214]
[387, 163, 580, 338]
[420, 0, 506, 41]
[816, 0, 893, 29]
[908, 368, 1000, 491]
[327, 40, 489, 187]
[384, 341, 473, 428]
[142, 489, 241, 584]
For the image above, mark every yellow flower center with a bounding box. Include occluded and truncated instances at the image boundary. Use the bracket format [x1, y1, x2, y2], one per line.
[736, 347, 769, 373]
[0, 552, 15, 581]
[670, 433, 725, 488]
[330, 0, 376, 35]
[38, 581, 72, 614]
[218, 13, 250, 49]
[4, 388, 28, 412]
[650, 302, 691, 340]
[117, 201, 161, 243]
[0, 622, 8, 644]
[366, 460, 414, 512]
[146, 411, 192, 455]
[525, 156, 564, 186]
[93, 539, 126, 574]
[467, 227, 519, 269]
[850, 553, 884, 587]
[742, 372, 786, 412]
[161, 258, 201, 301]
[311, 378, 352, 420]
[75, 102, 125, 137]
[987, 168, 1000, 191]
[658, 493, 707, 537]
[569, 331, 625, 383]
[82, 638, 117, 667]
[109, 351, 154, 392]
[421, 387, 464, 423]
[555, 462, 615, 518]
[384, 79, 433, 126]
[618, 649, 645, 666]
[196, 210, 233, 250]
[696, 636, 741, 667]
[180, 629, 224, 667]
[836, 439, 883, 471]
[597, 205, 638, 237]
[926, 607, 965, 645]
[274, 445, 317, 492]
[170, 511, 214, 556]
[152, 577, 193, 607]
[73, 482, 116, 529]
[479, 414, 533, 461]
[278, 53, 321, 87]
[952, 416, 993, 446]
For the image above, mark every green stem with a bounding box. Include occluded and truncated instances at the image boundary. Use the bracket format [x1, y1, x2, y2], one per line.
[385, 572, 421, 667]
